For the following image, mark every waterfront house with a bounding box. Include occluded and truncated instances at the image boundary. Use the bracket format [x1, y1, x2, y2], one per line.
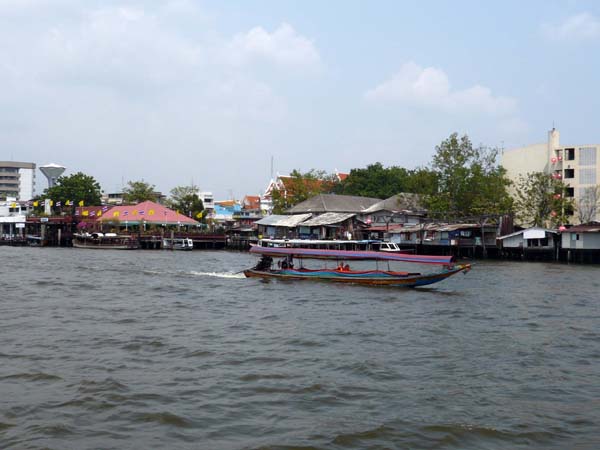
[361, 193, 427, 240]
[255, 214, 312, 239]
[296, 212, 357, 240]
[560, 222, 600, 262]
[497, 227, 559, 260]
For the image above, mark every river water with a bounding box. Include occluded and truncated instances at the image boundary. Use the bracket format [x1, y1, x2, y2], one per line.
[1, 247, 599, 449]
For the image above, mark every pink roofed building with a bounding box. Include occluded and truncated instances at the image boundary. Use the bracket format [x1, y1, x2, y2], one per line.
[95, 201, 199, 227]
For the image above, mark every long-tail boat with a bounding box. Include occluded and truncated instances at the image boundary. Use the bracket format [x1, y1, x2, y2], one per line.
[244, 245, 471, 288]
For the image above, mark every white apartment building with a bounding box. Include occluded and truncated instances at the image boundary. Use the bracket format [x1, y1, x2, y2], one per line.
[502, 129, 599, 223]
[0, 161, 36, 201]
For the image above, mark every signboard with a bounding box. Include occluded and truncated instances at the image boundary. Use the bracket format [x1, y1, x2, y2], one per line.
[41, 217, 49, 222]
[16, 223, 25, 228]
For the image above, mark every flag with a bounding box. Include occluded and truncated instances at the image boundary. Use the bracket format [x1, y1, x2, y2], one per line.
[56, 201, 61, 207]
[123, 211, 129, 216]
[188, 211, 192, 217]
[90, 211, 96, 217]
[33, 201, 39, 207]
[196, 211, 203, 219]
[148, 209, 155, 216]
[79, 200, 84, 207]
[50, 200, 54, 206]
[102, 206, 108, 212]
[10, 202, 16, 208]
[132, 210, 138, 216]
[97, 211, 102, 217]
[83, 210, 89, 216]
[113, 211, 120, 217]
[65, 200, 71, 206]
[139, 210, 145, 216]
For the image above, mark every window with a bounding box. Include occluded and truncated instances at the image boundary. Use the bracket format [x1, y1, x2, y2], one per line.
[565, 187, 574, 197]
[565, 148, 575, 160]
[579, 147, 597, 166]
[579, 168, 597, 185]
[564, 168, 575, 179]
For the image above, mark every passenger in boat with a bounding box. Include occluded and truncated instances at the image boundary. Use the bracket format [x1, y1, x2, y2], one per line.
[343, 264, 350, 271]
[254, 256, 273, 271]
[280, 256, 294, 269]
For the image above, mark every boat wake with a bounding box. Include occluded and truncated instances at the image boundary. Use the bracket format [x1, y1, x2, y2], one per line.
[189, 271, 245, 279]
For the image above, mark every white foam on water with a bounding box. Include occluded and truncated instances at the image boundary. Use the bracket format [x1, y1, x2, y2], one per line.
[189, 271, 246, 279]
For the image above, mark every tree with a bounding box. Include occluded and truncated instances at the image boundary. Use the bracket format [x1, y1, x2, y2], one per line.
[334, 162, 438, 199]
[514, 172, 574, 227]
[577, 185, 600, 223]
[426, 133, 513, 219]
[123, 180, 157, 204]
[167, 185, 204, 219]
[43, 172, 102, 207]
[271, 169, 337, 213]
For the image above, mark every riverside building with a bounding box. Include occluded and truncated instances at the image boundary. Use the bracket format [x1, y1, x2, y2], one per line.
[0, 161, 36, 201]
[502, 129, 600, 223]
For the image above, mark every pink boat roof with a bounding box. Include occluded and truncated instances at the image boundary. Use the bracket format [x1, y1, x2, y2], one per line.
[97, 201, 199, 225]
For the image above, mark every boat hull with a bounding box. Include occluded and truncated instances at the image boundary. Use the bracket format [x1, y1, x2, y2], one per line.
[244, 264, 471, 287]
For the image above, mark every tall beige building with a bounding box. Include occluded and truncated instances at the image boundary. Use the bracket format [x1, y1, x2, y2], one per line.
[0, 161, 36, 201]
[502, 129, 599, 223]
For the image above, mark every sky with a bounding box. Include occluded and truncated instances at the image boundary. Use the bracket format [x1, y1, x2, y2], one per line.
[2, 0, 600, 199]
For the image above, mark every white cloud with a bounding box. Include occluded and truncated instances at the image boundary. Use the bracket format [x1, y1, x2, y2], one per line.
[364, 61, 516, 116]
[227, 23, 320, 68]
[542, 12, 600, 41]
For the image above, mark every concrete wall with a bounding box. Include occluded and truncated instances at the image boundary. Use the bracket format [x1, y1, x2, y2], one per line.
[18, 167, 35, 200]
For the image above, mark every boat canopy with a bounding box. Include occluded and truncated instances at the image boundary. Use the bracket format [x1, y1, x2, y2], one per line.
[249, 245, 454, 265]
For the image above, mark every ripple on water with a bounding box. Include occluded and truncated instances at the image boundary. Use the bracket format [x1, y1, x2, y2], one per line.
[134, 411, 192, 428]
[0, 372, 62, 382]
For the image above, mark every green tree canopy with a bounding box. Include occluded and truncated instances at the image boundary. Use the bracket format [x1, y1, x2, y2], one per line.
[167, 185, 204, 219]
[271, 169, 337, 213]
[425, 133, 513, 219]
[514, 172, 575, 227]
[334, 162, 438, 198]
[123, 180, 157, 204]
[42, 172, 102, 207]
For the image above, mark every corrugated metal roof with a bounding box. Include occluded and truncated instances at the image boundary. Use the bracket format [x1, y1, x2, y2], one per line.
[300, 212, 356, 226]
[564, 221, 600, 233]
[363, 193, 425, 213]
[497, 227, 557, 240]
[256, 214, 312, 227]
[287, 194, 381, 214]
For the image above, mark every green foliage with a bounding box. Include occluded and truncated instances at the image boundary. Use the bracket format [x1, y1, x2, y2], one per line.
[43, 172, 102, 208]
[334, 163, 438, 199]
[123, 180, 157, 204]
[167, 185, 204, 219]
[271, 169, 337, 213]
[425, 133, 513, 219]
[514, 172, 575, 227]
